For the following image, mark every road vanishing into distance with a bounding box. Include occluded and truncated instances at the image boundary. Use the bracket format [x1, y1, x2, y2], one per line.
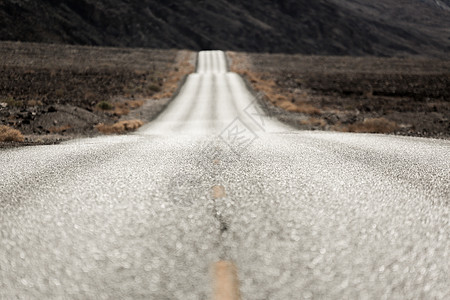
[1, 51, 449, 299]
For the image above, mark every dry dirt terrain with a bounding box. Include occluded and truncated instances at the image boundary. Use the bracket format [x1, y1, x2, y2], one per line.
[229, 52, 450, 139]
[2, 42, 449, 146]
[0, 42, 195, 146]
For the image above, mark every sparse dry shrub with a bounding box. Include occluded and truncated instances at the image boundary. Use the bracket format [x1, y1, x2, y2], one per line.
[334, 117, 398, 133]
[268, 96, 321, 115]
[228, 51, 252, 74]
[295, 102, 322, 115]
[26, 100, 43, 106]
[153, 52, 195, 100]
[95, 119, 144, 134]
[230, 58, 323, 116]
[113, 103, 130, 116]
[300, 117, 327, 127]
[278, 101, 299, 112]
[124, 100, 144, 109]
[0, 125, 24, 142]
[48, 125, 72, 134]
[96, 100, 144, 115]
[348, 117, 398, 133]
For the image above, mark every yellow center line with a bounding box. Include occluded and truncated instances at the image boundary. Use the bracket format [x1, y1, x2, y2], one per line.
[212, 185, 226, 199]
[211, 182, 240, 299]
[212, 261, 241, 300]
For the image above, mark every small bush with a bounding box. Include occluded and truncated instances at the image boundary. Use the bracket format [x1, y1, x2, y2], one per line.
[0, 125, 24, 142]
[96, 119, 144, 134]
[149, 84, 161, 93]
[96, 101, 114, 110]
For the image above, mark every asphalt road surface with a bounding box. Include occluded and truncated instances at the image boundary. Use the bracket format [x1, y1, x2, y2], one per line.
[1, 51, 449, 299]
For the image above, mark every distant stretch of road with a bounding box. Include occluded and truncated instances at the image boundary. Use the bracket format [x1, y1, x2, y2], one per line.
[1, 51, 449, 299]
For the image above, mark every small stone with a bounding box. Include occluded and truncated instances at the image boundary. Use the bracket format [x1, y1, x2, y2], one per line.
[48, 106, 57, 113]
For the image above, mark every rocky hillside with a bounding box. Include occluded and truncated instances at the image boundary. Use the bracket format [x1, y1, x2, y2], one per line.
[1, 0, 449, 56]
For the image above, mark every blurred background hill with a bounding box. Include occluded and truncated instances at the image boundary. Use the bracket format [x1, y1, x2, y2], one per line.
[1, 0, 450, 56]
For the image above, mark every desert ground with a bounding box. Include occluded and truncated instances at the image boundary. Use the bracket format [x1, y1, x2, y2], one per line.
[0, 41, 194, 146]
[1, 42, 449, 147]
[229, 52, 450, 139]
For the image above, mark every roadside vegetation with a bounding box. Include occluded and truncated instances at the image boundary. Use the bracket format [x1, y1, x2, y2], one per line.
[229, 52, 450, 138]
[0, 125, 24, 142]
[0, 42, 195, 146]
[152, 53, 195, 100]
[95, 120, 144, 135]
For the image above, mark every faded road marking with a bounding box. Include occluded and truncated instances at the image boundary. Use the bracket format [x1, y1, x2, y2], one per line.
[212, 185, 226, 199]
[213, 261, 241, 300]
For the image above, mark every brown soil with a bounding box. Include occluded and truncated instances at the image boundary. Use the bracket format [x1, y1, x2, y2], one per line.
[0, 42, 195, 147]
[229, 52, 450, 139]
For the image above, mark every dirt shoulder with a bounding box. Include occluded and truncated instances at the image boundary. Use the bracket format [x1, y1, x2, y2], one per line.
[228, 52, 450, 139]
[0, 42, 195, 147]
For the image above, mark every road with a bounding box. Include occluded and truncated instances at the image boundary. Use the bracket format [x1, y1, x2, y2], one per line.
[1, 50, 449, 299]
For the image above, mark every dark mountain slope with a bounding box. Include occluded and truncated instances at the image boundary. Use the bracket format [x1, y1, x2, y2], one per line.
[1, 0, 449, 56]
